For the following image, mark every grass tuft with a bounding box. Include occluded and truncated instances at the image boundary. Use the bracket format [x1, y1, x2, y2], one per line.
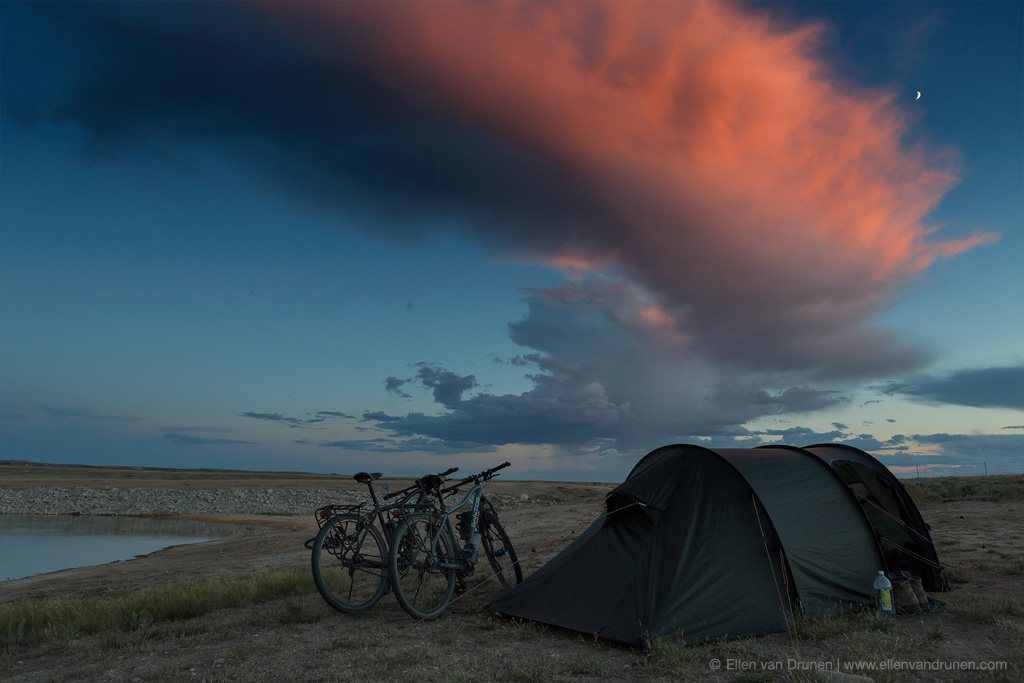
[277, 599, 326, 625]
[951, 596, 1024, 624]
[645, 635, 705, 668]
[565, 653, 604, 676]
[507, 659, 547, 682]
[794, 612, 859, 641]
[173, 623, 208, 639]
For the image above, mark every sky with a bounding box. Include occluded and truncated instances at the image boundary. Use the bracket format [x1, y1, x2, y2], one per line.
[1, 1, 1021, 482]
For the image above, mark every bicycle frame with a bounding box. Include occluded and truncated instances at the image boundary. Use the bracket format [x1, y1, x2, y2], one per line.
[427, 482, 488, 572]
[366, 485, 429, 548]
[309, 466, 465, 615]
[385, 461, 516, 620]
[311, 478, 435, 553]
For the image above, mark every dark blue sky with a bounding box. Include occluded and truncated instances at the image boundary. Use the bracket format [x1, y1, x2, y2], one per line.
[1, 1, 1021, 480]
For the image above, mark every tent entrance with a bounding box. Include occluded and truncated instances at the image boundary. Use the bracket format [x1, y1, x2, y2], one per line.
[834, 461, 937, 581]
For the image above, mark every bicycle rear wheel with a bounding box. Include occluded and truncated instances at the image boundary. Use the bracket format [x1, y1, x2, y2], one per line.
[388, 512, 458, 620]
[311, 514, 387, 613]
[479, 502, 522, 590]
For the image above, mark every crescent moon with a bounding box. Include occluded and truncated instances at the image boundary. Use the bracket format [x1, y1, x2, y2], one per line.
[916, 91, 921, 100]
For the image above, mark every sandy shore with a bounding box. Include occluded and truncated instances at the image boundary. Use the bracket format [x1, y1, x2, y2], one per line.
[1, 463, 1021, 683]
[0, 463, 613, 606]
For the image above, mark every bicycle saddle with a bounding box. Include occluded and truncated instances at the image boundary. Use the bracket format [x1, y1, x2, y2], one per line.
[353, 472, 382, 484]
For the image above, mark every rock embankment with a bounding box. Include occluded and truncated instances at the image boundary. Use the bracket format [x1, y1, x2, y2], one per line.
[0, 487, 535, 516]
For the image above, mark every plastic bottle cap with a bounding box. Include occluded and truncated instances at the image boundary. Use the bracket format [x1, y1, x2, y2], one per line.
[878, 571, 884, 575]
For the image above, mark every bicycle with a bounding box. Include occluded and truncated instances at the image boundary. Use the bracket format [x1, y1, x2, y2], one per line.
[308, 467, 457, 613]
[387, 462, 522, 620]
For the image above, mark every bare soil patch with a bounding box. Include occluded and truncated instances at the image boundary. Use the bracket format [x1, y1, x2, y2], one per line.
[1, 469, 1021, 682]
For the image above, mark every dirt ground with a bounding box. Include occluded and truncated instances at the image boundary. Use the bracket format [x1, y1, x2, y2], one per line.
[1, 468, 1022, 682]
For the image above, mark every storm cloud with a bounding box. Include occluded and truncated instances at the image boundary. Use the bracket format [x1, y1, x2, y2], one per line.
[3, 1, 993, 379]
[2, 1, 1000, 454]
[884, 365, 1024, 410]
[363, 281, 848, 449]
[240, 411, 353, 427]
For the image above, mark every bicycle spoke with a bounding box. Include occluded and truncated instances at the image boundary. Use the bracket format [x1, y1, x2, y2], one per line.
[480, 506, 522, 590]
[388, 513, 457, 620]
[412, 571, 427, 603]
[311, 514, 387, 613]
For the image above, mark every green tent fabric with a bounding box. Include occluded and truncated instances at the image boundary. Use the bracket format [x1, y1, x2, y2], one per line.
[804, 443, 946, 592]
[488, 443, 945, 647]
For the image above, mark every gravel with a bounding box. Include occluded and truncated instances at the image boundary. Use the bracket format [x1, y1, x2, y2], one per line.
[0, 487, 536, 516]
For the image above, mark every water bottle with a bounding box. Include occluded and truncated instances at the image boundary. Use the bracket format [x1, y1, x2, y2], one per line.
[873, 571, 894, 620]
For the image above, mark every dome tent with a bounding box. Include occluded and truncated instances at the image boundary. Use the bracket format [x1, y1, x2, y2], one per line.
[488, 443, 945, 647]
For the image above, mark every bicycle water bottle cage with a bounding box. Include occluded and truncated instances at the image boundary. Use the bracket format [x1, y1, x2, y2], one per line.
[353, 472, 381, 484]
[456, 510, 473, 540]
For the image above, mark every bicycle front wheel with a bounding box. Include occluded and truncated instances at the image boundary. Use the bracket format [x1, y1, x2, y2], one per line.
[388, 512, 458, 620]
[311, 514, 387, 613]
[480, 502, 522, 590]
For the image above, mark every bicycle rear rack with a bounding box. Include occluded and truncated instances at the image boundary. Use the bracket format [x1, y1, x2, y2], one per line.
[304, 502, 369, 550]
[313, 502, 366, 527]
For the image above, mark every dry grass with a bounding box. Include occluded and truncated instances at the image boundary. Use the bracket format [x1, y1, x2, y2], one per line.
[7, 559, 1017, 682]
[903, 474, 1024, 505]
[2, 570, 315, 648]
[2, 476, 1023, 682]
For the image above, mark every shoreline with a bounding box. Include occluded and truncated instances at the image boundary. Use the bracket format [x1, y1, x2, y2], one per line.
[1, 486, 1021, 682]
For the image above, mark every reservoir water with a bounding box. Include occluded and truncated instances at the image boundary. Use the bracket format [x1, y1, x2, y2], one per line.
[0, 515, 261, 582]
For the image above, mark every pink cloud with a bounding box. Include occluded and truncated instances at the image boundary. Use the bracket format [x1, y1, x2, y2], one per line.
[265, 1, 995, 374]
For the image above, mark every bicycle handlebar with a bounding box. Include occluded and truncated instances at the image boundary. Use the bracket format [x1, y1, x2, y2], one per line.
[382, 467, 460, 500]
[440, 461, 510, 494]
